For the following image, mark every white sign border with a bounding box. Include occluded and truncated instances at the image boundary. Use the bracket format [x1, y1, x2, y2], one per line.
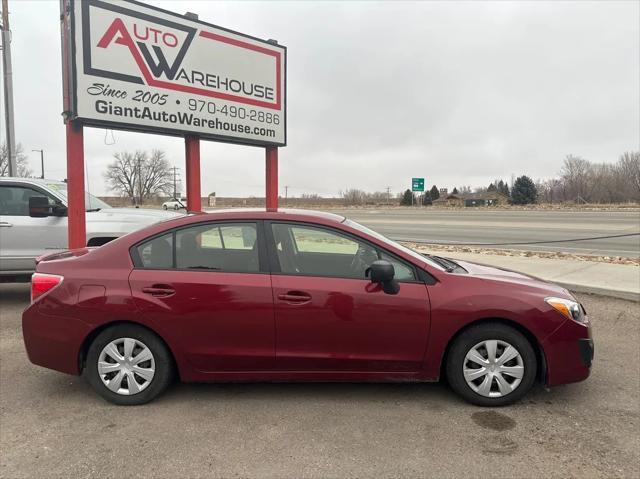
[66, 0, 287, 147]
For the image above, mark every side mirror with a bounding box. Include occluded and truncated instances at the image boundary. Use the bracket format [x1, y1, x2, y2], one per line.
[29, 196, 53, 218]
[367, 260, 400, 295]
[29, 197, 67, 218]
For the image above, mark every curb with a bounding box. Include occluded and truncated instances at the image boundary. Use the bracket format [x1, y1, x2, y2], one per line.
[556, 281, 640, 302]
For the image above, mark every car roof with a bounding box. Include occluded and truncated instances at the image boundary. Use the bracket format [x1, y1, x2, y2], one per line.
[109, 207, 349, 248]
[197, 208, 346, 223]
[0, 177, 67, 187]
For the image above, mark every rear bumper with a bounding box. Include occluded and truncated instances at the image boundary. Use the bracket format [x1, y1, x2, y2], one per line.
[542, 318, 593, 387]
[22, 304, 91, 375]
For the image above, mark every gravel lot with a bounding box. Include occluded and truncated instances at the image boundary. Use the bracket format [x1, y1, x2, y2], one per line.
[1, 283, 638, 478]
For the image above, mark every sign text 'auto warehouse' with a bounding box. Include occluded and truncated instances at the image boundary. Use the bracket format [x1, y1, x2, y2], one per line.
[66, 0, 286, 146]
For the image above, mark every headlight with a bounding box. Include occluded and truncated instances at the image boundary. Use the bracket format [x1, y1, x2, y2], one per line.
[545, 297, 587, 323]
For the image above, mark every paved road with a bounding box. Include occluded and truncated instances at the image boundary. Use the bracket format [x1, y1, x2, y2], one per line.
[331, 209, 640, 258]
[1, 283, 638, 478]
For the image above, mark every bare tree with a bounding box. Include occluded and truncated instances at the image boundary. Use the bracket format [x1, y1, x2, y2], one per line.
[301, 193, 321, 200]
[618, 151, 640, 201]
[0, 143, 32, 177]
[560, 155, 593, 202]
[104, 149, 173, 204]
[341, 188, 367, 205]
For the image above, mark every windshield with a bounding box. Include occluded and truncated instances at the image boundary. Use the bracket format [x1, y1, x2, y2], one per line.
[46, 183, 112, 211]
[343, 218, 446, 271]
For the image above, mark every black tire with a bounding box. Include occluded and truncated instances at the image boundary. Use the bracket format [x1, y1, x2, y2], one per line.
[163, 204, 168, 210]
[84, 324, 174, 406]
[446, 323, 537, 407]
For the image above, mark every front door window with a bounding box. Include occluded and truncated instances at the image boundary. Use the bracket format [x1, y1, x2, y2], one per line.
[271, 223, 380, 279]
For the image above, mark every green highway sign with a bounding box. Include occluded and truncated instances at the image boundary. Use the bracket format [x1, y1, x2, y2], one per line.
[412, 177, 425, 192]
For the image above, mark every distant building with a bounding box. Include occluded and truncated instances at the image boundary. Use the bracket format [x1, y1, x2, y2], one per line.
[433, 191, 509, 207]
[439, 188, 448, 196]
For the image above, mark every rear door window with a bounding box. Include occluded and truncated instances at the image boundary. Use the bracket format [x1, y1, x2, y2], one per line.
[136, 233, 173, 270]
[134, 223, 259, 273]
[175, 222, 259, 272]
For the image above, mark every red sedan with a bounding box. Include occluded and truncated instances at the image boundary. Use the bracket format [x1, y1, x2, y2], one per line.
[22, 209, 593, 406]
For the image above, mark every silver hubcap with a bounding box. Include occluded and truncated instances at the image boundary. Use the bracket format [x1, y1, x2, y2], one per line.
[463, 339, 524, 398]
[98, 338, 155, 395]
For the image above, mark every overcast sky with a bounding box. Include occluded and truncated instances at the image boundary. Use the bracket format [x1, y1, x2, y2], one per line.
[2, 0, 639, 197]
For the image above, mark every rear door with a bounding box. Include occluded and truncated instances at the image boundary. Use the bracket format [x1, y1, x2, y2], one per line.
[129, 221, 275, 371]
[0, 183, 67, 273]
[268, 222, 430, 372]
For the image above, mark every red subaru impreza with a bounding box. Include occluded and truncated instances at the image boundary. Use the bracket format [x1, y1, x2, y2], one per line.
[22, 209, 593, 406]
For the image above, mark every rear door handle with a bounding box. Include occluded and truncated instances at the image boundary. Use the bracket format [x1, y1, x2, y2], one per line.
[0, 222, 12, 227]
[142, 286, 175, 297]
[278, 291, 312, 303]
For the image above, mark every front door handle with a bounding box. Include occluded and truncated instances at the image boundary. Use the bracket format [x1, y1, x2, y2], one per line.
[278, 291, 312, 303]
[142, 285, 175, 297]
[0, 222, 12, 227]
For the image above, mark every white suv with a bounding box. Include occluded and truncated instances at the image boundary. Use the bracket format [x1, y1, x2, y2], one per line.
[0, 177, 182, 280]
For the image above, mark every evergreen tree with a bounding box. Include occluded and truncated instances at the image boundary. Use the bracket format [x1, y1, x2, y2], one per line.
[422, 191, 433, 205]
[400, 189, 415, 206]
[497, 180, 510, 197]
[487, 183, 497, 192]
[429, 185, 440, 200]
[452, 187, 459, 195]
[511, 175, 538, 204]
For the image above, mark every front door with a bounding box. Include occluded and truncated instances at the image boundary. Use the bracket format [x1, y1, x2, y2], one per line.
[268, 222, 430, 372]
[0, 183, 67, 273]
[129, 221, 275, 372]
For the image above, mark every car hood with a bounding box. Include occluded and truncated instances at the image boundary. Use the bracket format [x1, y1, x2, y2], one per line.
[452, 258, 572, 298]
[87, 208, 183, 224]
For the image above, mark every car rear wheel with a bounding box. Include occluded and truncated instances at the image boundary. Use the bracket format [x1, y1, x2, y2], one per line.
[85, 324, 174, 405]
[173, 204, 179, 210]
[446, 323, 537, 406]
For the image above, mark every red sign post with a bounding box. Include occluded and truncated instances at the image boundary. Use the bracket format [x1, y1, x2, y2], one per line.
[65, 121, 86, 249]
[265, 147, 279, 212]
[184, 136, 202, 212]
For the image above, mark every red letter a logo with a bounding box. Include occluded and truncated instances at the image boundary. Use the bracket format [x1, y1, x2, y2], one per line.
[97, 18, 136, 49]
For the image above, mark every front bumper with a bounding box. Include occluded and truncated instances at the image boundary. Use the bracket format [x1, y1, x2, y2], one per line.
[542, 318, 593, 387]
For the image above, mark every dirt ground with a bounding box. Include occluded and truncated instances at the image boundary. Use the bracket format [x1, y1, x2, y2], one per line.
[1, 284, 638, 478]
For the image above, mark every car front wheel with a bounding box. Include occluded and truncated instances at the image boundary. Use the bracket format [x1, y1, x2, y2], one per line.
[163, 204, 168, 210]
[446, 323, 537, 406]
[84, 324, 174, 405]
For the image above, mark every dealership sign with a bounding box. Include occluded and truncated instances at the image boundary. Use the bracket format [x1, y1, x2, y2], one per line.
[65, 0, 286, 146]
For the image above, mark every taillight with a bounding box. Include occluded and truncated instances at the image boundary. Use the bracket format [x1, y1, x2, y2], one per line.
[31, 273, 64, 303]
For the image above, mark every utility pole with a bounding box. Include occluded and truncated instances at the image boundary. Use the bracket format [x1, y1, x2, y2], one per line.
[137, 157, 143, 206]
[1, 0, 17, 176]
[170, 166, 180, 199]
[386, 186, 391, 205]
[284, 185, 288, 203]
[32, 149, 43, 178]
